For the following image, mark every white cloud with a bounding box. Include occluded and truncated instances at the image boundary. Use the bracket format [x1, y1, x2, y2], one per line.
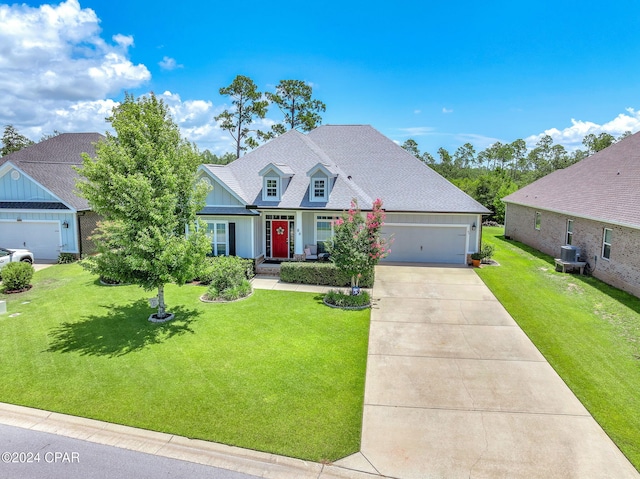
[397, 126, 436, 137]
[442, 107, 454, 114]
[413, 109, 421, 114]
[0, 0, 149, 130]
[526, 108, 640, 150]
[158, 56, 183, 71]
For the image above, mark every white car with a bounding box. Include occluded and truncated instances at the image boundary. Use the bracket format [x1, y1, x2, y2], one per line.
[0, 247, 34, 270]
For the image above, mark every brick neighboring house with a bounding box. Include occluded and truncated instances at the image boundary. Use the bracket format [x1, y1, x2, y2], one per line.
[503, 131, 640, 297]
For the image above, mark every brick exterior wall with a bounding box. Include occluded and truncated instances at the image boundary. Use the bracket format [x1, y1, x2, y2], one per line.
[505, 203, 640, 298]
[77, 211, 102, 256]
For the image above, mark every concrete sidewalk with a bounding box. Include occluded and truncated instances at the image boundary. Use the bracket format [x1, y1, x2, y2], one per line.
[338, 264, 639, 479]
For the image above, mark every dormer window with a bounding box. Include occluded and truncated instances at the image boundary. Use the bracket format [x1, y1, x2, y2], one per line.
[266, 178, 279, 198]
[259, 163, 293, 202]
[307, 163, 337, 203]
[313, 178, 327, 201]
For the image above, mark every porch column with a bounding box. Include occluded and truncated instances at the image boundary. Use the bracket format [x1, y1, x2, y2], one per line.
[295, 210, 303, 254]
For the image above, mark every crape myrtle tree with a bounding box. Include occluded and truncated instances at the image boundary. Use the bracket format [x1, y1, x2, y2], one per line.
[76, 93, 211, 322]
[328, 199, 391, 294]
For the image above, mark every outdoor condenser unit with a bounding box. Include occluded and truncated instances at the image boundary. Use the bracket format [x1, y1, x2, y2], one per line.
[560, 245, 580, 262]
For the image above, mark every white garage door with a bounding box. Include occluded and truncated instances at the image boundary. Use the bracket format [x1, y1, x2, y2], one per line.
[0, 221, 61, 260]
[382, 225, 468, 264]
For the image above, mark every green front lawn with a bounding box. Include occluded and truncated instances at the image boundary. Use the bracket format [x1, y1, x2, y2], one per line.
[0, 264, 370, 462]
[477, 227, 640, 470]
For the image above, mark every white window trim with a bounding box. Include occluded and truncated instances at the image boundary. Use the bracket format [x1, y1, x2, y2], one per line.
[534, 211, 541, 230]
[602, 227, 612, 260]
[314, 214, 339, 244]
[206, 220, 228, 256]
[310, 176, 328, 202]
[566, 219, 573, 245]
[263, 176, 280, 201]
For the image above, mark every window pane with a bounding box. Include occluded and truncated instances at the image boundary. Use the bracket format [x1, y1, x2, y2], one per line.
[314, 179, 325, 198]
[603, 244, 611, 259]
[216, 223, 226, 236]
[217, 243, 227, 256]
[317, 221, 332, 242]
[266, 179, 278, 197]
[604, 229, 612, 243]
[567, 220, 573, 233]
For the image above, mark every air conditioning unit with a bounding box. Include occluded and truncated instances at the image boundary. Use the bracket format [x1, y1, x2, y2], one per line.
[561, 245, 580, 262]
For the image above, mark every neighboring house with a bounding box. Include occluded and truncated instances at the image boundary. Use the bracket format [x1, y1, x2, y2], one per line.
[0, 133, 104, 260]
[198, 125, 490, 265]
[503, 131, 640, 297]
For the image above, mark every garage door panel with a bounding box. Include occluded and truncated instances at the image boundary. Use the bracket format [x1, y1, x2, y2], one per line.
[0, 222, 60, 260]
[383, 225, 467, 264]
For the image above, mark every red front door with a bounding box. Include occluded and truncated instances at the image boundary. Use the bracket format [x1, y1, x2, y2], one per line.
[271, 221, 289, 258]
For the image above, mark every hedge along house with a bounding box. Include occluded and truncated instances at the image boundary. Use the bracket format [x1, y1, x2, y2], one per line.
[0, 133, 104, 260]
[197, 125, 490, 265]
[503, 131, 640, 298]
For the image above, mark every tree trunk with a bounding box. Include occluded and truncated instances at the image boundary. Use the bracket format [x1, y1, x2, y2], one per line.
[157, 284, 167, 319]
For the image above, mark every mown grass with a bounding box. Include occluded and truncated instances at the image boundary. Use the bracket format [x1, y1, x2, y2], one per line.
[477, 227, 640, 470]
[0, 264, 370, 462]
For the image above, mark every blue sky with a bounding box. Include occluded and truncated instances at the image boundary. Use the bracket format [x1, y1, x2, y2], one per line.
[2, 0, 640, 156]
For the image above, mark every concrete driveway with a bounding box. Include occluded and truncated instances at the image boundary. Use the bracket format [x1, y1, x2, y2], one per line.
[336, 264, 639, 479]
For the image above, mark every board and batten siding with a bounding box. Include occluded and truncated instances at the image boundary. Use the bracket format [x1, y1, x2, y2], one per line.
[0, 168, 59, 202]
[200, 215, 254, 258]
[203, 177, 243, 207]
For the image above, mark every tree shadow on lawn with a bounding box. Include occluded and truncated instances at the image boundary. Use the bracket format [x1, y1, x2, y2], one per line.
[46, 299, 201, 357]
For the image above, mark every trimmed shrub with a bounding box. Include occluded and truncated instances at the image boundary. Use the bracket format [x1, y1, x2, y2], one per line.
[481, 244, 495, 263]
[203, 256, 253, 301]
[197, 256, 254, 285]
[324, 289, 371, 308]
[280, 262, 374, 288]
[219, 279, 252, 301]
[57, 253, 77, 264]
[1, 261, 35, 291]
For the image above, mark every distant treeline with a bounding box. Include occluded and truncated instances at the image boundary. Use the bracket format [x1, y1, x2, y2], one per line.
[400, 131, 629, 223]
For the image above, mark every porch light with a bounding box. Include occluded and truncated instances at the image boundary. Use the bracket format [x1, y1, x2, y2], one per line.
[62, 221, 69, 229]
[472, 222, 476, 231]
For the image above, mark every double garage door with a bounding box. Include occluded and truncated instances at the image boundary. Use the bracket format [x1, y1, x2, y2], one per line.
[382, 224, 468, 264]
[0, 221, 61, 260]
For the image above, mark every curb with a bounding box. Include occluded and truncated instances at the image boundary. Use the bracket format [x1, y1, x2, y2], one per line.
[0, 403, 384, 479]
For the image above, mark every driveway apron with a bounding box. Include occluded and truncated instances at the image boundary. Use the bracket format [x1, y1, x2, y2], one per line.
[341, 264, 639, 479]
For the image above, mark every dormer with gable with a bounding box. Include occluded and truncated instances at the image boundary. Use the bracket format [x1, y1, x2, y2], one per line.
[258, 163, 294, 202]
[306, 163, 339, 203]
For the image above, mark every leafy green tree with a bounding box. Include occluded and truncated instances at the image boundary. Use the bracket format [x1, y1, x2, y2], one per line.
[453, 143, 476, 169]
[261, 80, 326, 138]
[201, 150, 236, 165]
[402, 138, 421, 157]
[1, 125, 34, 156]
[582, 132, 615, 155]
[215, 75, 268, 158]
[76, 93, 210, 321]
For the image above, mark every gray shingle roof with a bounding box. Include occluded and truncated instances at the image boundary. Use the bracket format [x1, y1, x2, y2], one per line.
[0, 133, 104, 211]
[503, 131, 640, 228]
[207, 125, 489, 213]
